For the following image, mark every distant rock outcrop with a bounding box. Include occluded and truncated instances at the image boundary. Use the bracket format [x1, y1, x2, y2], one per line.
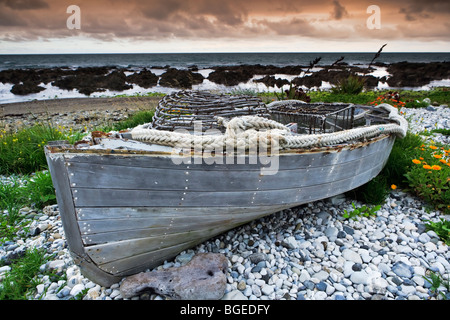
[387, 61, 450, 87]
[1, 61, 448, 96]
[159, 68, 204, 89]
[126, 69, 159, 88]
[52, 69, 132, 96]
[11, 81, 46, 95]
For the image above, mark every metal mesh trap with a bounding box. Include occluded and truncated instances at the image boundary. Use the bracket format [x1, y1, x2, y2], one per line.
[150, 91, 391, 135]
[269, 102, 356, 134]
[151, 91, 270, 132]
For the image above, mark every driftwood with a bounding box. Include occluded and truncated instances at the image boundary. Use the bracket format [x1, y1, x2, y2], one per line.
[119, 253, 228, 300]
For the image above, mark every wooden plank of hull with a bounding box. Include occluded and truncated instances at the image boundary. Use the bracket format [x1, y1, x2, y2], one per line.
[78, 206, 288, 245]
[86, 220, 263, 275]
[76, 205, 288, 220]
[64, 135, 392, 172]
[72, 160, 386, 208]
[98, 234, 227, 277]
[66, 145, 385, 192]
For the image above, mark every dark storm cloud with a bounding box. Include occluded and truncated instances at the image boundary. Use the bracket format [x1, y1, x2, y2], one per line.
[330, 0, 348, 20]
[398, 0, 450, 21]
[1, 0, 49, 10]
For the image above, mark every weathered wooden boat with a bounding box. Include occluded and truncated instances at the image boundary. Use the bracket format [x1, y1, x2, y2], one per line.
[45, 91, 408, 287]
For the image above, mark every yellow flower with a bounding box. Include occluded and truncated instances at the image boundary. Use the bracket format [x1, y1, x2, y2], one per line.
[429, 145, 438, 150]
[412, 159, 421, 164]
[391, 184, 397, 190]
[431, 165, 441, 171]
[423, 164, 432, 170]
[440, 159, 447, 164]
[433, 154, 442, 159]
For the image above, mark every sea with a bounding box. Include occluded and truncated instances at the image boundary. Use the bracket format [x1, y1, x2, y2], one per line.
[1, 52, 449, 103]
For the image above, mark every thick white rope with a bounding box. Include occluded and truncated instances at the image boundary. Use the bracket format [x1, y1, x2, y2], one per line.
[129, 103, 408, 150]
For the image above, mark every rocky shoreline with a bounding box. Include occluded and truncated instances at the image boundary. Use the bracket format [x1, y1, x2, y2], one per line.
[0, 96, 160, 133]
[1, 61, 449, 97]
[0, 102, 449, 301]
[1, 177, 448, 301]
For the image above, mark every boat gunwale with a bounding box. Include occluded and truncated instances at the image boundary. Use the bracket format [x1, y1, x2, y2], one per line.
[45, 133, 391, 157]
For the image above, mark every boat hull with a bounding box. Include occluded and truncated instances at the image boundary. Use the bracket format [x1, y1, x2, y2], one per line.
[45, 134, 395, 286]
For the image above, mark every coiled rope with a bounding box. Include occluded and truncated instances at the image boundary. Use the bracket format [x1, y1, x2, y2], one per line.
[129, 103, 408, 151]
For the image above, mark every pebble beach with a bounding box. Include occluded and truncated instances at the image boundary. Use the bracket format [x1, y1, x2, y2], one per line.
[0, 102, 449, 301]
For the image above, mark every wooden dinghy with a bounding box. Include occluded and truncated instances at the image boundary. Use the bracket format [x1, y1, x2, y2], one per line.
[45, 91, 408, 287]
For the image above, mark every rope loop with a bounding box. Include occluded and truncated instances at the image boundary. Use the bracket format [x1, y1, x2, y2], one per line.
[129, 103, 407, 151]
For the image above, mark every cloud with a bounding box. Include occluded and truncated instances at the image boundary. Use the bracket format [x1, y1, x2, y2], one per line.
[256, 17, 316, 36]
[398, 0, 450, 21]
[330, 0, 348, 20]
[1, 0, 49, 10]
[0, 7, 28, 26]
[0, 0, 449, 52]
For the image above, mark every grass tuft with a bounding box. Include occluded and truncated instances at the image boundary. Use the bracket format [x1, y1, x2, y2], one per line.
[0, 248, 50, 300]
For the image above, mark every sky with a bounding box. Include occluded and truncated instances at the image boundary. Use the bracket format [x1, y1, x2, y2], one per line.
[0, 0, 449, 54]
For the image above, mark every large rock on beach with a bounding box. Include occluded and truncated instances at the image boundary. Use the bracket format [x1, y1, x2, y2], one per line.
[52, 68, 132, 95]
[10, 81, 46, 95]
[386, 61, 450, 87]
[159, 68, 204, 89]
[126, 69, 159, 88]
[119, 253, 228, 300]
[254, 75, 290, 88]
[208, 66, 255, 86]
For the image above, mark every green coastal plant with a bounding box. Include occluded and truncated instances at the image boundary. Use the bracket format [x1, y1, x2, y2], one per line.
[0, 171, 56, 243]
[0, 248, 51, 300]
[0, 122, 83, 175]
[343, 202, 381, 220]
[423, 270, 450, 300]
[404, 100, 429, 108]
[331, 74, 366, 95]
[0, 176, 28, 242]
[382, 131, 425, 187]
[275, 82, 311, 102]
[404, 143, 450, 214]
[424, 218, 450, 245]
[25, 171, 57, 210]
[431, 128, 450, 136]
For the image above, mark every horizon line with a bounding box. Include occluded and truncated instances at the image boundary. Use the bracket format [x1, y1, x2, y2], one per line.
[1, 51, 449, 55]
